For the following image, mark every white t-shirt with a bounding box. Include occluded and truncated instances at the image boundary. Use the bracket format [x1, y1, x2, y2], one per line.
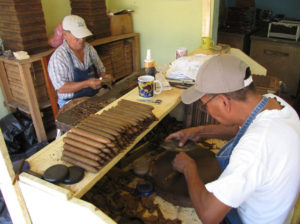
[205, 94, 300, 224]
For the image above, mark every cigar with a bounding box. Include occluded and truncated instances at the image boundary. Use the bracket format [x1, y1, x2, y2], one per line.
[63, 137, 100, 154]
[110, 147, 119, 155]
[100, 113, 139, 135]
[64, 143, 102, 161]
[71, 127, 112, 145]
[98, 114, 136, 136]
[99, 152, 111, 161]
[119, 99, 154, 111]
[103, 110, 140, 126]
[78, 124, 116, 141]
[116, 103, 156, 121]
[115, 104, 152, 119]
[66, 132, 106, 149]
[63, 150, 100, 168]
[112, 106, 147, 121]
[76, 126, 116, 149]
[89, 114, 134, 136]
[80, 121, 126, 146]
[100, 148, 114, 155]
[89, 114, 126, 132]
[99, 113, 132, 127]
[82, 119, 120, 137]
[62, 155, 99, 173]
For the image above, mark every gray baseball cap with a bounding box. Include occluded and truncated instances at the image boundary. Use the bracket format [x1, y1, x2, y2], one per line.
[181, 54, 252, 104]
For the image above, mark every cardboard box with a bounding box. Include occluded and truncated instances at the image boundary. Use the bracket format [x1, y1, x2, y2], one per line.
[109, 14, 133, 36]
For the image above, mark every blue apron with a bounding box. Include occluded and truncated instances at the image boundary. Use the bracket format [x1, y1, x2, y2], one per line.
[216, 96, 269, 224]
[67, 51, 99, 99]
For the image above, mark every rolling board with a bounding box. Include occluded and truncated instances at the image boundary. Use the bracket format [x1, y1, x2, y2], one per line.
[151, 145, 222, 207]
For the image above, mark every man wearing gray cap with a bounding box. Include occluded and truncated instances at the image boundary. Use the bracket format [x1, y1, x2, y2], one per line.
[166, 54, 300, 224]
[48, 15, 114, 108]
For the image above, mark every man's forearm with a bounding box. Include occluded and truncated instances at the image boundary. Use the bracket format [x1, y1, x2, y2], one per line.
[194, 124, 239, 140]
[184, 164, 230, 223]
[57, 81, 89, 93]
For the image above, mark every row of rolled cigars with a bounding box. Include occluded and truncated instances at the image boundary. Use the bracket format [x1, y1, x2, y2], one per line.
[61, 99, 158, 173]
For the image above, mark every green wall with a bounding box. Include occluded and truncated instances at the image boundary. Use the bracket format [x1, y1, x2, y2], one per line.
[0, 0, 219, 119]
[107, 0, 219, 65]
[41, 0, 71, 37]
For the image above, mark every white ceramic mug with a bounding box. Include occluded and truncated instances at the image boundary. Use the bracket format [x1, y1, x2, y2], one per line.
[138, 75, 162, 98]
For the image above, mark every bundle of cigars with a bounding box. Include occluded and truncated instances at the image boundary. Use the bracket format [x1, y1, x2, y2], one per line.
[61, 99, 158, 173]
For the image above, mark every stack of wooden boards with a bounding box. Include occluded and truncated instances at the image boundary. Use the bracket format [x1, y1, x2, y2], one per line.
[184, 101, 219, 128]
[96, 40, 133, 80]
[0, 0, 49, 54]
[61, 100, 158, 172]
[70, 0, 111, 39]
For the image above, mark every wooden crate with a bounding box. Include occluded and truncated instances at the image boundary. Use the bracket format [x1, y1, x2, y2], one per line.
[109, 14, 133, 36]
[124, 40, 133, 75]
[0, 0, 49, 54]
[184, 101, 219, 128]
[100, 55, 113, 75]
[0, 12, 45, 24]
[0, 30, 47, 43]
[0, 1, 43, 12]
[96, 39, 133, 80]
[253, 74, 281, 94]
[2, 61, 49, 107]
[70, 0, 110, 39]
[250, 35, 300, 96]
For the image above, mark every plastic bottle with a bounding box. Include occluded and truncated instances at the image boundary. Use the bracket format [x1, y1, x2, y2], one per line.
[144, 49, 156, 76]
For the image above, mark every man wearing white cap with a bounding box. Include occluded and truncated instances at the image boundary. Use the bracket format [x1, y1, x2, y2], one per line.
[48, 15, 114, 108]
[166, 54, 300, 224]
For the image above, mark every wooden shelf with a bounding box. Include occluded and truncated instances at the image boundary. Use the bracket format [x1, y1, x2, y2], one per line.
[6, 100, 51, 115]
[250, 35, 300, 96]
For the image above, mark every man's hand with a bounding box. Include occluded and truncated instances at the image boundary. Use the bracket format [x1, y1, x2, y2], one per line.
[100, 73, 115, 82]
[165, 127, 204, 147]
[172, 152, 197, 174]
[165, 124, 239, 147]
[87, 78, 102, 89]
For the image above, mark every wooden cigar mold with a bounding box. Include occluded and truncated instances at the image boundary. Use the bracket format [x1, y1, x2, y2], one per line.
[61, 100, 158, 172]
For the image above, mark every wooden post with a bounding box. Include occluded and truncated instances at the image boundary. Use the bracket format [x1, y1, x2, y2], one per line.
[202, 0, 212, 37]
[0, 129, 32, 223]
[0, 61, 13, 107]
[18, 63, 47, 142]
[132, 33, 141, 72]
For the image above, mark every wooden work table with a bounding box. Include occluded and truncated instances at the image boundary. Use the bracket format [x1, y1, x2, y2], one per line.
[12, 86, 184, 223]
[25, 86, 184, 197]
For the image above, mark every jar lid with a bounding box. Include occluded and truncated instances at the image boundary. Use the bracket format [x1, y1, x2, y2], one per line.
[136, 180, 153, 196]
[63, 166, 84, 184]
[43, 164, 69, 183]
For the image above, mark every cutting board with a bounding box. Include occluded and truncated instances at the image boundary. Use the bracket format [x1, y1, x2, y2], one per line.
[151, 146, 222, 207]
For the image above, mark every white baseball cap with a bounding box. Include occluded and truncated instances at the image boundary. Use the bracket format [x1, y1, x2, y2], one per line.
[62, 15, 92, 38]
[181, 54, 252, 104]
